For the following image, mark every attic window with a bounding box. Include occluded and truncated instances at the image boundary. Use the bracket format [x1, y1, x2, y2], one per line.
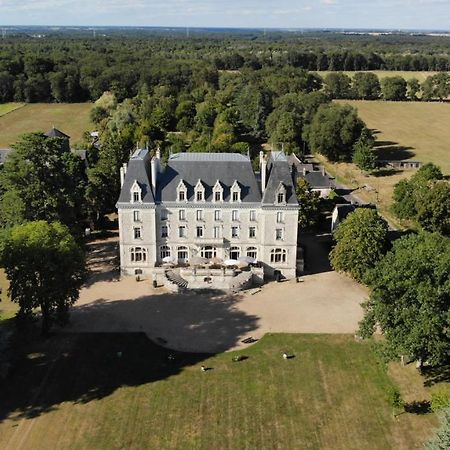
[195, 179, 205, 203]
[230, 180, 241, 203]
[213, 180, 223, 203]
[131, 181, 142, 203]
[276, 183, 287, 205]
[177, 180, 187, 202]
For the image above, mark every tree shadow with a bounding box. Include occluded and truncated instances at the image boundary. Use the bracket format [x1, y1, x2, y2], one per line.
[299, 232, 333, 275]
[372, 168, 402, 178]
[404, 400, 432, 415]
[0, 290, 259, 423]
[375, 145, 416, 161]
[83, 238, 120, 287]
[421, 364, 450, 387]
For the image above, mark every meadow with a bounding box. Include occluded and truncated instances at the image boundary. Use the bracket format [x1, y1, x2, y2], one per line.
[0, 103, 93, 147]
[0, 329, 440, 450]
[321, 100, 450, 225]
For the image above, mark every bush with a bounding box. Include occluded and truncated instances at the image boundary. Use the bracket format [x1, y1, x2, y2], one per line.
[432, 390, 450, 412]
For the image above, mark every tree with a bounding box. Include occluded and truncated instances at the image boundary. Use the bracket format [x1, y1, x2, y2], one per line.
[381, 76, 407, 101]
[0, 132, 87, 232]
[330, 208, 389, 282]
[295, 178, 321, 230]
[425, 407, 450, 450]
[352, 128, 377, 172]
[352, 72, 381, 100]
[0, 221, 86, 335]
[308, 103, 365, 162]
[417, 182, 450, 235]
[323, 72, 352, 99]
[407, 78, 421, 101]
[360, 232, 450, 366]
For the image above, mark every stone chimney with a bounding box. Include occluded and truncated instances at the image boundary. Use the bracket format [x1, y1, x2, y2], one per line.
[120, 163, 127, 187]
[261, 153, 267, 193]
[151, 157, 157, 194]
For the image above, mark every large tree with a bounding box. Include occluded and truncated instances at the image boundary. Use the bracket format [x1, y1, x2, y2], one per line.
[330, 208, 389, 282]
[296, 178, 321, 230]
[0, 132, 87, 231]
[417, 182, 450, 235]
[308, 103, 365, 162]
[381, 76, 407, 101]
[360, 232, 450, 366]
[352, 128, 377, 172]
[1, 221, 86, 335]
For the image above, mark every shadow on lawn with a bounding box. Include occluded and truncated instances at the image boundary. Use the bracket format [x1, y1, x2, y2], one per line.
[0, 291, 258, 422]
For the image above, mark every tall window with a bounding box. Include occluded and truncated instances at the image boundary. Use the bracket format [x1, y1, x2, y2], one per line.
[277, 212, 284, 223]
[196, 191, 203, 201]
[161, 225, 168, 238]
[177, 180, 187, 202]
[270, 248, 287, 263]
[200, 246, 217, 259]
[249, 210, 256, 222]
[196, 226, 204, 238]
[215, 191, 221, 202]
[213, 180, 223, 202]
[161, 209, 168, 221]
[177, 246, 189, 262]
[196, 210, 203, 221]
[232, 210, 238, 221]
[179, 226, 187, 238]
[276, 228, 283, 241]
[214, 210, 221, 221]
[160, 245, 171, 259]
[230, 246, 240, 260]
[233, 192, 239, 202]
[133, 192, 140, 203]
[249, 227, 256, 238]
[230, 180, 241, 203]
[133, 210, 140, 222]
[130, 247, 147, 262]
[213, 226, 221, 239]
[134, 227, 142, 240]
[195, 180, 205, 202]
[277, 192, 285, 204]
[231, 226, 239, 238]
[179, 190, 186, 201]
[246, 247, 258, 259]
[179, 209, 186, 221]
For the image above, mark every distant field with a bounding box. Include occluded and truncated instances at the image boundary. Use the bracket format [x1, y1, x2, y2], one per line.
[320, 100, 450, 225]
[0, 333, 438, 449]
[0, 103, 93, 147]
[0, 103, 25, 117]
[318, 71, 441, 82]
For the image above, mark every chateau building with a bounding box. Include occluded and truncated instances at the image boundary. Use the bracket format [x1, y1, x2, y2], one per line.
[116, 149, 299, 280]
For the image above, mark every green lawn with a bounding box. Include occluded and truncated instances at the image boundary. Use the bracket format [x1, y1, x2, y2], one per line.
[0, 103, 25, 117]
[0, 333, 437, 449]
[0, 103, 93, 147]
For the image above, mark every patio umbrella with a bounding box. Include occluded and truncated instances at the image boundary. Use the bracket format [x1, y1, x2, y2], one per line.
[210, 257, 224, 265]
[163, 256, 174, 263]
[190, 256, 208, 266]
[224, 259, 239, 266]
[238, 256, 257, 264]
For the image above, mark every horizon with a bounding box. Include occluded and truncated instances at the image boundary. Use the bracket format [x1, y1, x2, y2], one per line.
[1, 1, 450, 30]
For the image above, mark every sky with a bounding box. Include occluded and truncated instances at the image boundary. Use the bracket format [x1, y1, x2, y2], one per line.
[1, 0, 450, 30]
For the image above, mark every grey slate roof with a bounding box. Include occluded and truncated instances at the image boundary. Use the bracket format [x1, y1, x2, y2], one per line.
[298, 171, 331, 189]
[117, 149, 155, 204]
[262, 152, 298, 206]
[44, 127, 70, 139]
[157, 152, 261, 203]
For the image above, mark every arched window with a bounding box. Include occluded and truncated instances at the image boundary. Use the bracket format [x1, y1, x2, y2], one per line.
[130, 247, 147, 262]
[270, 248, 287, 263]
[177, 246, 189, 263]
[160, 245, 171, 259]
[230, 246, 240, 260]
[246, 247, 258, 259]
[200, 246, 217, 259]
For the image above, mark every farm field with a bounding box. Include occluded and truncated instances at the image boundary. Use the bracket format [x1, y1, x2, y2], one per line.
[321, 100, 450, 225]
[0, 333, 439, 450]
[0, 103, 93, 147]
[0, 103, 25, 117]
[318, 71, 442, 83]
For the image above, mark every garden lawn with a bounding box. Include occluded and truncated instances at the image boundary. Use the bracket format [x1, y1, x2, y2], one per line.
[0, 333, 437, 450]
[0, 103, 93, 147]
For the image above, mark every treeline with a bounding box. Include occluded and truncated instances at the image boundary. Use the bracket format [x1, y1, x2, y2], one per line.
[2, 34, 450, 103]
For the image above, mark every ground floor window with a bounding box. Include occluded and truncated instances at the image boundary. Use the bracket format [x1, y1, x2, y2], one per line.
[130, 247, 147, 262]
[200, 246, 217, 259]
[230, 246, 240, 260]
[178, 246, 189, 262]
[270, 248, 287, 264]
[246, 247, 258, 259]
[160, 245, 171, 259]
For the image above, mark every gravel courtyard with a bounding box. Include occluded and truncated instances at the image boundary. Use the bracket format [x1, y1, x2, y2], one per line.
[68, 235, 368, 353]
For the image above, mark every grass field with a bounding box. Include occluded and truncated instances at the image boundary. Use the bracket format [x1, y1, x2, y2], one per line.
[0, 332, 439, 450]
[0, 103, 25, 117]
[318, 71, 442, 83]
[320, 100, 450, 225]
[0, 103, 93, 147]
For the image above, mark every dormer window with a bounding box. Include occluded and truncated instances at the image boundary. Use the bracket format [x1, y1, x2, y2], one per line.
[230, 180, 241, 203]
[213, 180, 223, 203]
[177, 180, 187, 202]
[276, 183, 287, 205]
[131, 180, 142, 203]
[195, 179, 205, 203]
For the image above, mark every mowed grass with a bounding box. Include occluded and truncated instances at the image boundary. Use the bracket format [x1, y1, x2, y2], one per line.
[0, 103, 93, 147]
[318, 71, 442, 83]
[0, 333, 437, 450]
[0, 103, 25, 117]
[319, 100, 450, 225]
